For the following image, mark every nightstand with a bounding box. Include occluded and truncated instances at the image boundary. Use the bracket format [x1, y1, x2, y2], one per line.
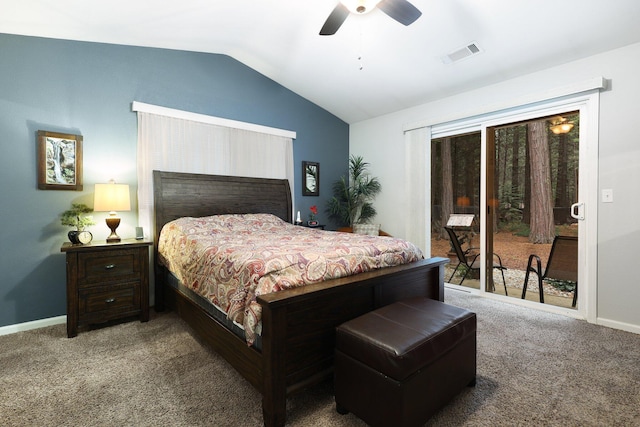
[299, 223, 326, 230]
[61, 239, 152, 338]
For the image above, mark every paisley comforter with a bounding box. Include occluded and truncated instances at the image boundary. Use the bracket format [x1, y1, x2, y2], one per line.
[158, 213, 423, 345]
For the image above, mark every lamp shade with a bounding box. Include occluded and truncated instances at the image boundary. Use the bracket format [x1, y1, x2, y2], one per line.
[94, 182, 131, 212]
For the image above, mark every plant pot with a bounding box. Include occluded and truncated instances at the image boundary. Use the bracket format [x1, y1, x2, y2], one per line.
[68, 230, 80, 244]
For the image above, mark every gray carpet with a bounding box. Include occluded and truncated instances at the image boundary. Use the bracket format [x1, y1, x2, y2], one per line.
[1, 289, 639, 426]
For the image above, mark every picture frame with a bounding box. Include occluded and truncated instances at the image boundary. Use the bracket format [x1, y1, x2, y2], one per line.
[37, 130, 83, 191]
[302, 161, 319, 196]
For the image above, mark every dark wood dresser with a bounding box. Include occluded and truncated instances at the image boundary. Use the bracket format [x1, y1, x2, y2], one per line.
[61, 239, 152, 338]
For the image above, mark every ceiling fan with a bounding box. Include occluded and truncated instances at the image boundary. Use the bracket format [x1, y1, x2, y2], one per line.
[320, 0, 422, 35]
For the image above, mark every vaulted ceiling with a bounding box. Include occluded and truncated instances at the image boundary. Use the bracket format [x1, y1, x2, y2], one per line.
[3, 0, 640, 123]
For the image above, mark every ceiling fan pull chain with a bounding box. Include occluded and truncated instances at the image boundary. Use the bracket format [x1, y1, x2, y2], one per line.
[358, 26, 364, 70]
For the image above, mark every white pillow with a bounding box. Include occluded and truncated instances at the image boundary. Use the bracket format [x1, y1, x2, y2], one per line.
[353, 223, 380, 236]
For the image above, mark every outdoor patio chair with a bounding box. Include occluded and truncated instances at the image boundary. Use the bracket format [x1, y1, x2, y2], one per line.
[444, 227, 508, 294]
[522, 235, 578, 307]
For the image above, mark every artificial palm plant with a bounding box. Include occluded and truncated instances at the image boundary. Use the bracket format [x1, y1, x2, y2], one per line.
[326, 155, 381, 227]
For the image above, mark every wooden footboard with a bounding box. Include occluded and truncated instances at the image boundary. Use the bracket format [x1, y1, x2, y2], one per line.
[257, 257, 446, 426]
[158, 256, 447, 427]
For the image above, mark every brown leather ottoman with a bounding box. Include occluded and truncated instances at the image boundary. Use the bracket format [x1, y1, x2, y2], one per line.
[334, 297, 476, 427]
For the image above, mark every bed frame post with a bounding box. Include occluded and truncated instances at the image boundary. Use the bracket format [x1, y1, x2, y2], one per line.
[260, 302, 287, 427]
[436, 260, 445, 301]
[154, 264, 166, 312]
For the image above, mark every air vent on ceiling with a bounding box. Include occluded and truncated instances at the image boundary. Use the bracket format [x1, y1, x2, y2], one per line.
[441, 42, 482, 64]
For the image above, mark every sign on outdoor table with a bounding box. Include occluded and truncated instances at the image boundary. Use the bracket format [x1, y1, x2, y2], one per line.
[447, 214, 475, 228]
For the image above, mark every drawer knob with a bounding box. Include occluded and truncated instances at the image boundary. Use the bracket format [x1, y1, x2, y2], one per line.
[104, 264, 116, 270]
[105, 298, 116, 303]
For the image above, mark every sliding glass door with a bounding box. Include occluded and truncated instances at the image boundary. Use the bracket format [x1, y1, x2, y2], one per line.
[489, 112, 580, 308]
[431, 108, 586, 312]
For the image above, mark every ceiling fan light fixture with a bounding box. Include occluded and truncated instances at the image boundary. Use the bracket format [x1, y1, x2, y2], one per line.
[549, 117, 574, 134]
[340, 0, 382, 14]
[320, 0, 421, 35]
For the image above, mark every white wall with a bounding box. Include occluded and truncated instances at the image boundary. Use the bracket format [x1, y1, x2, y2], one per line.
[350, 41, 640, 333]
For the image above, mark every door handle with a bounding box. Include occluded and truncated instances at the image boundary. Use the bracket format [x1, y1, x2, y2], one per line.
[571, 202, 584, 220]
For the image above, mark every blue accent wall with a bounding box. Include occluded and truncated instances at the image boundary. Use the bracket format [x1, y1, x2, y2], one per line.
[0, 33, 348, 328]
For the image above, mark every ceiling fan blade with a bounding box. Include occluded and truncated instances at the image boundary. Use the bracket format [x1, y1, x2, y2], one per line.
[378, 0, 422, 26]
[319, 3, 350, 35]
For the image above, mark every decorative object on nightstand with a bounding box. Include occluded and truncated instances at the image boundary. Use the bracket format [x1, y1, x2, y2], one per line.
[60, 203, 95, 244]
[93, 180, 131, 243]
[304, 223, 326, 230]
[61, 239, 152, 338]
[307, 205, 319, 226]
[75, 230, 93, 244]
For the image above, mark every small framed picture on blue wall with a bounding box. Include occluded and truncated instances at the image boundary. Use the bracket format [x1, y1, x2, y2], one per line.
[37, 130, 83, 191]
[302, 161, 319, 196]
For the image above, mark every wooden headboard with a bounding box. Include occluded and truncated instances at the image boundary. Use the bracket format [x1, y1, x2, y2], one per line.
[153, 170, 292, 243]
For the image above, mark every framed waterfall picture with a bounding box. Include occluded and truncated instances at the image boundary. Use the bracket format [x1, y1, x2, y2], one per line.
[37, 130, 83, 191]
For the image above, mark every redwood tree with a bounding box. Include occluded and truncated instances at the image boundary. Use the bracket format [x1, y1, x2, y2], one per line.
[440, 137, 453, 239]
[511, 126, 521, 202]
[528, 120, 555, 243]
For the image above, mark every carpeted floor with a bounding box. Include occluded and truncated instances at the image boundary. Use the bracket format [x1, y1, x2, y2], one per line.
[1, 289, 639, 426]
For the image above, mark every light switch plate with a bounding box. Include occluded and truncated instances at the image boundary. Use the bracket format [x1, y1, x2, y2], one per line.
[602, 189, 613, 203]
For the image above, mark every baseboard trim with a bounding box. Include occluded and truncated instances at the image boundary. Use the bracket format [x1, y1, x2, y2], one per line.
[597, 317, 640, 335]
[0, 316, 66, 336]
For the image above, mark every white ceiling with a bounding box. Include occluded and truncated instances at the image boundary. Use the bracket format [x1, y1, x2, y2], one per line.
[2, 0, 640, 124]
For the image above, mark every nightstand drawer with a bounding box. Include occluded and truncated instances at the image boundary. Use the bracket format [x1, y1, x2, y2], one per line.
[77, 248, 141, 285]
[78, 282, 141, 319]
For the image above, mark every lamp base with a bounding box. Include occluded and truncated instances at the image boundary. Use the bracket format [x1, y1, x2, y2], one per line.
[105, 217, 121, 243]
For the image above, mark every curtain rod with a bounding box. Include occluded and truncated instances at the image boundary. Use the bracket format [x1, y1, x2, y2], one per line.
[403, 76, 606, 133]
[132, 101, 296, 139]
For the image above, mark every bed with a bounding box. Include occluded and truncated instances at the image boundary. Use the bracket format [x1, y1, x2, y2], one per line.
[153, 170, 448, 427]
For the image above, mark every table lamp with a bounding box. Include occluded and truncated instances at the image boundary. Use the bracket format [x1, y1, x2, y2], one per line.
[94, 180, 131, 242]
